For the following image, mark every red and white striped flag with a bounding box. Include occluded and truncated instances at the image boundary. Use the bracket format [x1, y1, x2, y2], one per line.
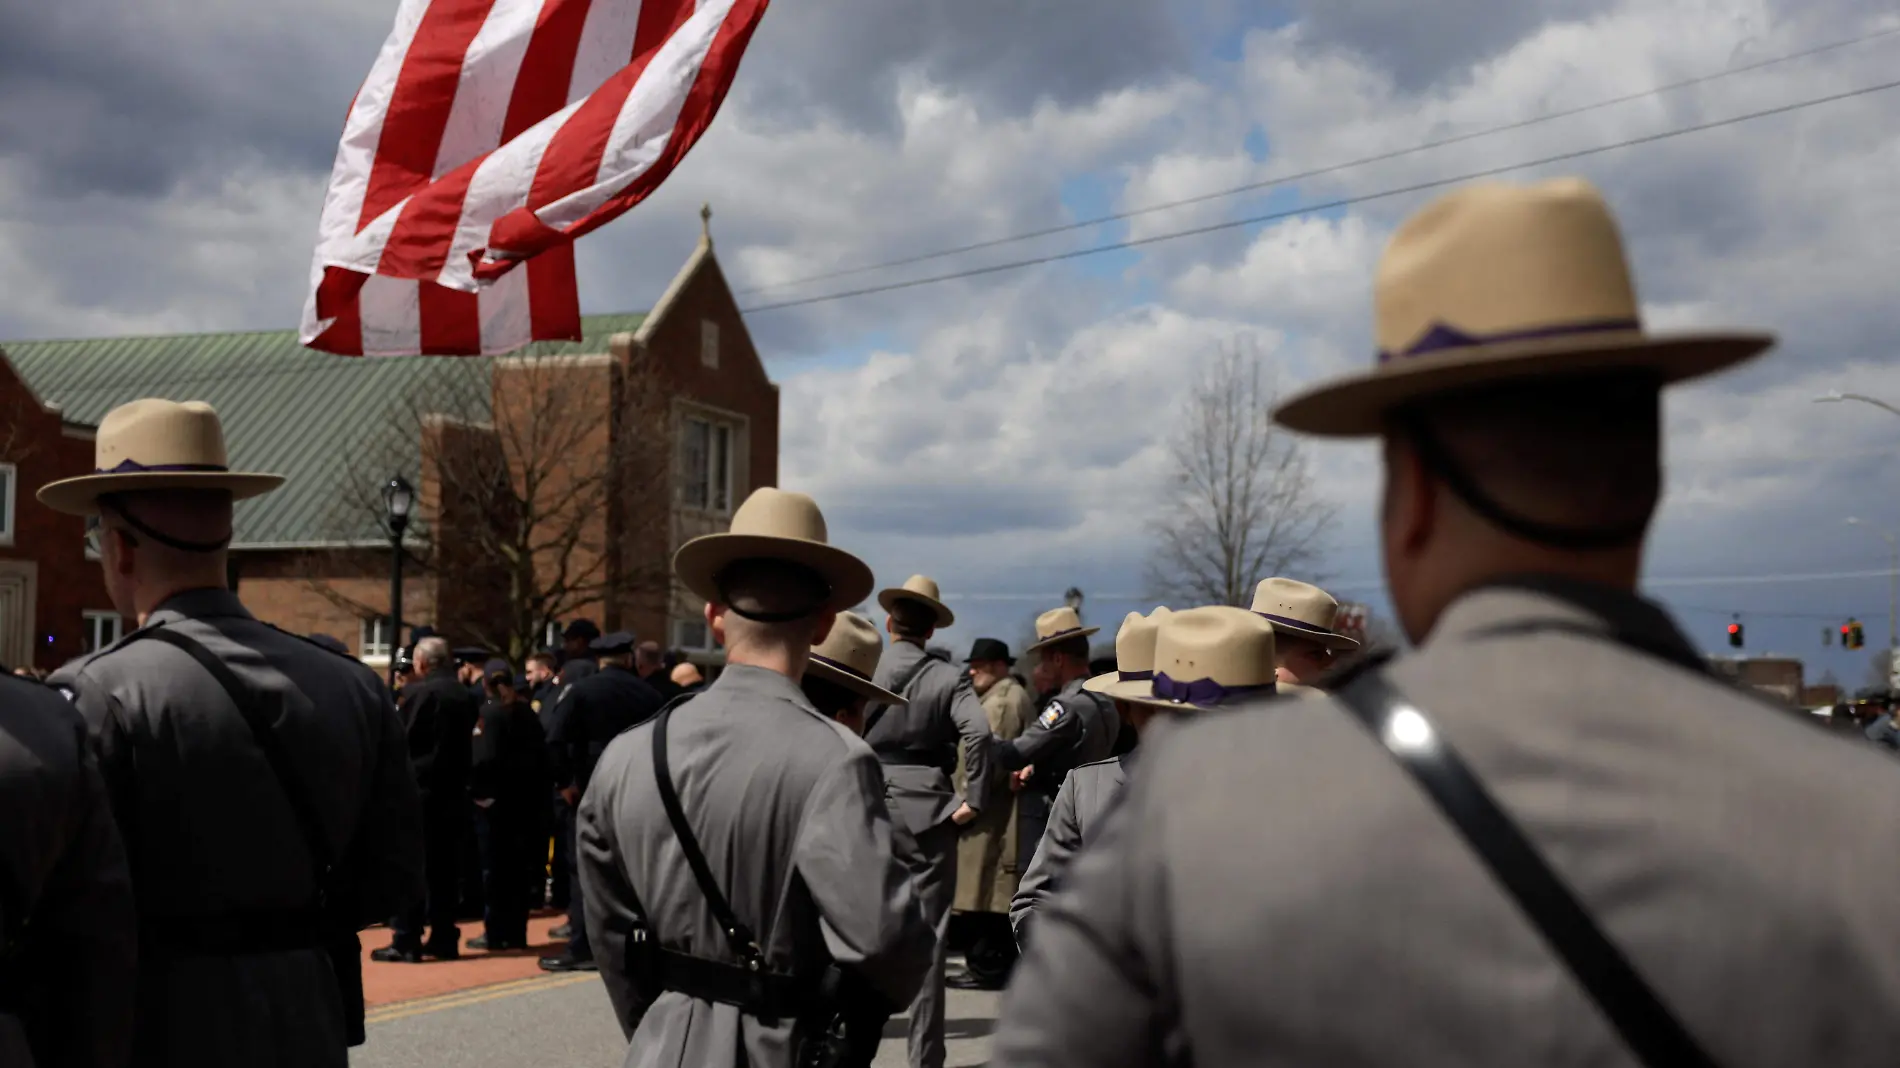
[300, 0, 770, 357]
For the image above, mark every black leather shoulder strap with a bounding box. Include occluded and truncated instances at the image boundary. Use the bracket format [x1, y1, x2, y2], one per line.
[863, 650, 937, 738]
[137, 628, 336, 888]
[1333, 668, 1717, 1068]
[651, 702, 764, 969]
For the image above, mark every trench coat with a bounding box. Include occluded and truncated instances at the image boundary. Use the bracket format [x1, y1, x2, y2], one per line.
[954, 674, 1031, 913]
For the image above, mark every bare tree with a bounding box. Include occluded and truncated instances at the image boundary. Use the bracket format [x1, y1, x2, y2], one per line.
[309, 352, 672, 664]
[1144, 338, 1338, 608]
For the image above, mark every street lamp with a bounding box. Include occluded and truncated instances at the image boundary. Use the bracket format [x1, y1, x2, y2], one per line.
[1813, 390, 1900, 419]
[382, 475, 416, 689]
[1845, 517, 1898, 654]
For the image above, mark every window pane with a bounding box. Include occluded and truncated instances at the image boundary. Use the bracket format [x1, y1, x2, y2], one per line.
[0, 465, 13, 542]
[680, 419, 710, 509]
[711, 425, 730, 513]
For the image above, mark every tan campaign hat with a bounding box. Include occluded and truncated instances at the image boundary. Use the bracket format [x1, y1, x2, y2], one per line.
[805, 611, 908, 707]
[673, 488, 874, 613]
[1250, 577, 1360, 650]
[38, 398, 285, 516]
[1084, 607, 1173, 700]
[1125, 606, 1278, 711]
[877, 574, 955, 629]
[1025, 605, 1100, 654]
[1272, 178, 1774, 437]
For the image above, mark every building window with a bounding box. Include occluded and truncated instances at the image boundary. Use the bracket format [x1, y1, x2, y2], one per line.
[680, 416, 733, 514]
[360, 616, 395, 660]
[673, 618, 711, 651]
[700, 320, 719, 369]
[0, 463, 14, 546]
[83, 611, 122, 653]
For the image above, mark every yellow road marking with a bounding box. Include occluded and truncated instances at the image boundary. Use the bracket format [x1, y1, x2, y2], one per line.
[367, 974, 598, 1025]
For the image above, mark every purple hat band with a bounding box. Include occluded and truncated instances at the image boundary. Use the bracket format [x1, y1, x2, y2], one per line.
[1256, 611, 1340, 638]
[1117, 668, 1153, 683]
[1038, 626, 1087, 643]
[95, 459, 232, 475]
[1151, 671, 1276, 707]
[809, 653, 873, 684]
[1377, 317, 1640, 364]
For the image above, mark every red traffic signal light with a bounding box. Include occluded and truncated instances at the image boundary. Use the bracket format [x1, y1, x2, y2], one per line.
[1728, 622, 1743, 648]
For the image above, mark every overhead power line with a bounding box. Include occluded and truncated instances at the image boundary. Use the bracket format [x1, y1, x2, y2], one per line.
[741, 77, 1900, 314]
[737, 23, 1900, 298]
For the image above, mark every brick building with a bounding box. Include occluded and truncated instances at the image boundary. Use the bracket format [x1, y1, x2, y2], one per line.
[0, 225, 776, 671]
[0, 357, 115, 670]
[1707, 654, 1804, 705]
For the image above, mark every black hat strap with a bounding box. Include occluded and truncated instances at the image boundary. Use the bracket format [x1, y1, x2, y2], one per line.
[100, 497, 231, 554]
[1400, 415, 1647, 551]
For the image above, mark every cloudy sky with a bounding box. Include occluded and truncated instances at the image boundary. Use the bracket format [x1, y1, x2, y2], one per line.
[4, 0, 1899, 691]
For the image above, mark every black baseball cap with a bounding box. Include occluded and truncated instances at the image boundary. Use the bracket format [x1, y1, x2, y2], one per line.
[563, 619, 601, 642]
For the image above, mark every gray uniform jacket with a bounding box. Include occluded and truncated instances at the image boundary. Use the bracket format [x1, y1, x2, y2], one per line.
[994, 576, 1900, 1067]
[0, 677, 136, 1068]
[994, 678, 1120, 789]
[1007, 750, 1134, 946]
[578, 664, 935, 1068]
[50, 588, 425, 1068]
[866, 641, 995, 833]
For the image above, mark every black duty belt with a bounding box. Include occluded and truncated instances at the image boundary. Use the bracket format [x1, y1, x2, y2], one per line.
[874, 748, 947, 769]
[141, 908, 328, 957]
[648, 945, 813, 1020]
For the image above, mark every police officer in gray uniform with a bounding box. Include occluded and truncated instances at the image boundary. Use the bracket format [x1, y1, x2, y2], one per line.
[992, 606, 1119, 877]
[0, 673, 136, 1068]
[1008, 607, 1178, 947]
[995, 180, 1900, 1067]
[40, 399, 424, 1068]
[863, 575, 992, 1068]
[578, 488, 932, 1068]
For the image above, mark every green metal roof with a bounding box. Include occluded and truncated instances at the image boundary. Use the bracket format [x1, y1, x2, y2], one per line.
[0, 314, 646, 546]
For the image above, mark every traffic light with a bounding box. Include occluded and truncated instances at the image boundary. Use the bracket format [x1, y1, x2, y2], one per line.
[1728, 622, 1743, 648]
[1848, 619, 1866, 650]
[1843, 623, 1854, 649]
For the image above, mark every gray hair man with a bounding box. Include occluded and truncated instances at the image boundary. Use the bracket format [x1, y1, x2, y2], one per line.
[42, 398, 423, 1066]
[995, 178, 1900, 1066]
[577, 488, 932, 1067]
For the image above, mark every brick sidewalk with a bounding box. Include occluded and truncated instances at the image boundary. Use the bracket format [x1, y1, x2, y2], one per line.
[362, 911, 577, 1008]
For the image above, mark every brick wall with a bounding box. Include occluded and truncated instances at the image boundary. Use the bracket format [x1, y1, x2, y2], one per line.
[234, 548, 437, 657]
[0, 356, 114, 670]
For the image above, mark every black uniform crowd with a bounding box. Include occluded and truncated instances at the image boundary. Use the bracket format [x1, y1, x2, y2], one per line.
[363, 622, 704, 972]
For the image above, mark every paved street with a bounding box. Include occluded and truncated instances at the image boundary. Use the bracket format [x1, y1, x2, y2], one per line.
[350, 968, 1000, 1068]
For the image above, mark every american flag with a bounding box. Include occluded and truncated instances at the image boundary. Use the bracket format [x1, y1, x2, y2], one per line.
[300, 0, 770, 357]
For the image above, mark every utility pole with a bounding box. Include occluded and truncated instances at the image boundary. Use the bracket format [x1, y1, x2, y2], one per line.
[1846, 518, 1898, 653]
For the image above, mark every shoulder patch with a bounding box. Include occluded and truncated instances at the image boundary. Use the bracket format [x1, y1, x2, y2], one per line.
[1038, 701, 1065, 729]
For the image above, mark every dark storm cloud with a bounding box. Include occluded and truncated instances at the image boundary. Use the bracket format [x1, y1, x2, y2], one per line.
[1270, 0, 1620, 93]
[733, 0, 1193, 135]
[0, 2, 386, 201]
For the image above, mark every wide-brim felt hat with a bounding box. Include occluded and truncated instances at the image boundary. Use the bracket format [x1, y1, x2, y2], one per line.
[964, 638, 1014, 664]
[878, 574, 955, 629]
[1084, 607, 1173, 700]
[1271, 178, 1774, 438]
[1250, 577, 1360, 650]
[673, 488, 874, 613]
[1123, 606, 1279, 712]
[804, 611, 908, 707]
[1025, 606, 1100, 653]
[39, 398, 285, 516]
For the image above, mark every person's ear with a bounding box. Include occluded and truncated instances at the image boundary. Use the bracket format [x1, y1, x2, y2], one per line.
[706, 603, 728, 648]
